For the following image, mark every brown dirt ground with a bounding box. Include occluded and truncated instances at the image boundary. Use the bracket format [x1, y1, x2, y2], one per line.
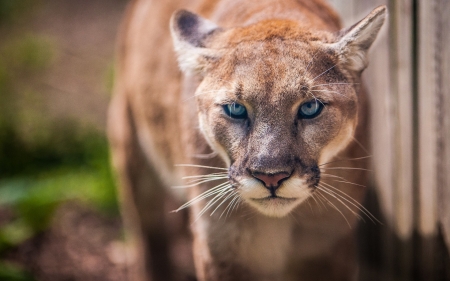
[5, 203, 128, 281]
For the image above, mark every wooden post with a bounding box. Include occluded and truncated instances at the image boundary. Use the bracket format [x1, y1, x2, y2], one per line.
[325, 0, 450, 279]
[437, 0, 450, 251]
[417, 0, 438, 238]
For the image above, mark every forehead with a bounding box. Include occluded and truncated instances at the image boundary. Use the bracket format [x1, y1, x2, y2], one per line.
[213, 39, 340, 103]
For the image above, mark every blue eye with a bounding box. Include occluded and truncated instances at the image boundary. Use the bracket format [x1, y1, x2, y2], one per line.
[298, 100, 324, 119]
[223, 103, 247, 119]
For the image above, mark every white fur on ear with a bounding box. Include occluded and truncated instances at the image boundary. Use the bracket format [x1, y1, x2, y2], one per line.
[331, 5, 387, 72]
[170, 10, 222, 75]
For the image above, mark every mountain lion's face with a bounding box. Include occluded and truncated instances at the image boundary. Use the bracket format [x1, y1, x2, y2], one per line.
[171, 9, 385, 217]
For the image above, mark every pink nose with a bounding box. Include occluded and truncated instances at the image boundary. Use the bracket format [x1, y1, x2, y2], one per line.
[252, 171, 290, 187]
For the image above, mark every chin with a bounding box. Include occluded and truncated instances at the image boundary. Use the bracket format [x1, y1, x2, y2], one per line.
[245, 196, 306, 217]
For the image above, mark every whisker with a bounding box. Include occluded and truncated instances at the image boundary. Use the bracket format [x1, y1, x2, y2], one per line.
[315, 190, 351, 228]
[227, 196, 240, 217]
[192, 152, 219, 159]
[321, 173, 367, 188]
[195, 188, 233, 220]
[228, 195, 242, 217]
[312, 190, 328, 211]
[332, 179, 366, 188]
[304, 191, 314, 213]
[309, 192, 323, 212]
[220, 194, 237, 219]
[305, 49, 320, 73]
[306, 93, 326, 107]
[184, 176, 228, 184]
[310, 82, 360, 88]
[221, 194, 240, 219]
[319, 156, 372, 167]
[320, 167, 372, 172]
[183, 178, 227, 185]
[320, 181, 381, 224]
[311, 64, 337, 82]
[319, 184, 367, 221]
[210, 190, 236, 216]
[182, 172, 228, 179]
[310, 89, 351, 100]
[289, 212, 301, 225]
[318, 185, 364, 222]
[173, 177, 228, 188]
[241, 208, 256, 221]
[196, 189, 230, 218]
[175, 164, 228, 170]
[351, 136, 370, 155]
[174, 182, 230, 211]
[178, 186, 229, 212]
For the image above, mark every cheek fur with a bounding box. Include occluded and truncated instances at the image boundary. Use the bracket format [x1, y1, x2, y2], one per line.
[210, 116, 248, 161]
[319, 121, 356, 164]
[199, 113, 231, 166]
[300, 108, 344, 153]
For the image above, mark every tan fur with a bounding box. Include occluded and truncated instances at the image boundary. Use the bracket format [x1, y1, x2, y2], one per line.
[108, 1, 386, 280]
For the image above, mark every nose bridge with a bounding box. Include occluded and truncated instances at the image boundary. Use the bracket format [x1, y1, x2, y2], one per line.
[248, 119, 294, 172]
[253, 117, 291, 150]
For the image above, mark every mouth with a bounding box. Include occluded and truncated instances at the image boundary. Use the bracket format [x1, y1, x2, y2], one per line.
[251, 196, 298, 203]
[246, 195, 302, 217]
[238, 177, 311, 217]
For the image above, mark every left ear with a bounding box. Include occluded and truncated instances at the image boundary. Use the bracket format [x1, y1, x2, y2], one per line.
[170, 10, 223, 75]
[331, 5, 387, 73]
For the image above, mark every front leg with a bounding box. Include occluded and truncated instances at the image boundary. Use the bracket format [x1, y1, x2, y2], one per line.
[190, 203, 293, 281]
[108, 94, 193, 281]
[287, 225, 359, 281]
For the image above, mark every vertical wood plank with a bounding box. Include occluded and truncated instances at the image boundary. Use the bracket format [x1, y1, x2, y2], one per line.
[437, 0, 450, 249]
[331, 0, 416, 240]
[329, 0, 450, 278]
[361, 0, 397, 233]
[390, 0, 415, 240]
[417, 0, 438, 237]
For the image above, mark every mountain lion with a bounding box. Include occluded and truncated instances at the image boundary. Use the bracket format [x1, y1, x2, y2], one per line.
[108, 0, 386, 280]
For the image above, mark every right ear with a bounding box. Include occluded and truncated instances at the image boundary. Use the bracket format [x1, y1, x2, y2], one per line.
[330, 5, 387, 73]
[170, 10, 223, 75]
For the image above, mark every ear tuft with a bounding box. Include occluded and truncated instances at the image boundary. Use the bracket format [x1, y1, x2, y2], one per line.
[170, 10, 222, 74]
[332, 5, 387, 72]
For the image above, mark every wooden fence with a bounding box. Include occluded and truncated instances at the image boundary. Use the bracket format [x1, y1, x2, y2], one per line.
[328, 0, 450, 280]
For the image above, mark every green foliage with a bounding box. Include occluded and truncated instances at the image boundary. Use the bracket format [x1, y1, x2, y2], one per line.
[0, 123, 118, 251]
[0, 262, 35, 281]
[0, 35, 55, 140]
[0, 119, 103, 177]
[3, 35, 54, 72]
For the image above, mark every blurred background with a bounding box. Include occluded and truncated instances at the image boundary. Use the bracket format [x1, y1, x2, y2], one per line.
[0, 0, 128, 280]
[0, 0, 449, 281]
